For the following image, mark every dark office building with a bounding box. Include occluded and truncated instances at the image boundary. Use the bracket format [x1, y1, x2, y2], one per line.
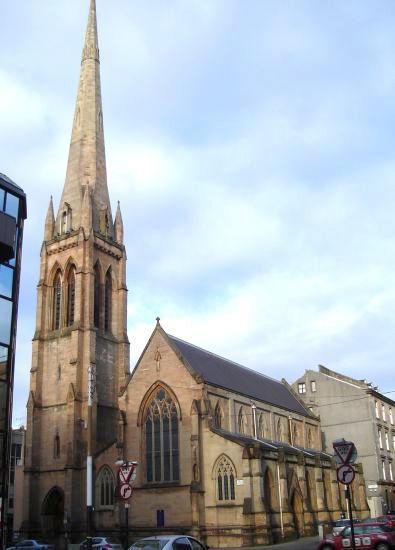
[0, 173, 26, 549]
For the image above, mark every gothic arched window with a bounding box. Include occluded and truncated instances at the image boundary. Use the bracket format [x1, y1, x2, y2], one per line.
[277, 418, 284, 442]
[104, 269, 112, 332]
[258, 413, 265, 439]
[94, 264, 100, 328]
[66, 267, 76, 326]
[144, 387, 179, 483]
[53, 432, 60, 459]
[238, 407, 246, 434]
[214, 402, 223, 429]
[96, 466, 115, 508]
[216, 455, 235, 501]
[53, 271, 62, 330]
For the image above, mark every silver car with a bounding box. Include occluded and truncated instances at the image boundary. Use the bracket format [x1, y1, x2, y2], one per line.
[80, 537, 123, 550]
[128, 535, 208, 550]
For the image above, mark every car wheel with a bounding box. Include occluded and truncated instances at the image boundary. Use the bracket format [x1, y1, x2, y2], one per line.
[375, 544, 389, 550]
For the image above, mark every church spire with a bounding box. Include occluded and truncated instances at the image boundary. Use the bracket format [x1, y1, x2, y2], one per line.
[57, 0, 113, 237]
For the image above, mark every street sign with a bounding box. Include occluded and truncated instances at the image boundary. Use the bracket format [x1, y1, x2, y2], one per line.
[118, 463, 135, 483]
[119, 483, 133, 500]
[337, 464, 356, 485]
[333, 439, 356, 465]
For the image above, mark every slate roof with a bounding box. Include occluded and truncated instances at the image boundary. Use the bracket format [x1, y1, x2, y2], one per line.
[167, 334, 312, 417]
[211, 427, 332, 459]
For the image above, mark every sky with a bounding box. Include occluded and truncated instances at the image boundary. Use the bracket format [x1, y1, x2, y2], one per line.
[2, 1, 395, 426]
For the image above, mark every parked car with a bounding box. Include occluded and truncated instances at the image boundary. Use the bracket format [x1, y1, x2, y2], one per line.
[332, 518, 362, 536]
[79, 537, 122, 550]
[376, 515, 395, 529]
[6, 541, 53, 550]
[317, 521, 395, 549]
[128, 535, 209, 550]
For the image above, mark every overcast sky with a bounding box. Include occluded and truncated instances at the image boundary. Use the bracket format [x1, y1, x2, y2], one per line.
[2, 1, 395, 425]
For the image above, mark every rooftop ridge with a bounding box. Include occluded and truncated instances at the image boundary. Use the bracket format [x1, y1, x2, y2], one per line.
[168, 333, 284, 386]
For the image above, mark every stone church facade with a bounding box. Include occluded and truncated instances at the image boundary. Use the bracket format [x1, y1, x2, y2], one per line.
[23, 1, 369, 546]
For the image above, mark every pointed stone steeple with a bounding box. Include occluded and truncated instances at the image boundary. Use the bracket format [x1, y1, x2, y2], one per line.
[44, 196, 55, 241]
[57, 0, 113, 237]
[114, 201, 124, 244]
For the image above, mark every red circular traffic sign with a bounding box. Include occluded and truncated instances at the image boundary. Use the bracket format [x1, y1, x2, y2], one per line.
[337, 464, 355, 485]
[119, 483, 133, 500]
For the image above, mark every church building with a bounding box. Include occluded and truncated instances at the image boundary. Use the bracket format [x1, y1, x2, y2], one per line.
[23, 1, 369, 547]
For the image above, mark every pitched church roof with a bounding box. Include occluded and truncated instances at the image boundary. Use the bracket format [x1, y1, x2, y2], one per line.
[167, 333, 312, 417]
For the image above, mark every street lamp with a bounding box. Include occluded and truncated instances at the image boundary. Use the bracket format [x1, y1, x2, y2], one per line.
[115, 460, 138, 549]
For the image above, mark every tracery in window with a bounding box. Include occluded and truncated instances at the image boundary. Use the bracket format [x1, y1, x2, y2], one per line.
[66, 267, 76, 326]
[104, 269, 112, 332]
[216, 455, 235, 501]
[94, 264, 100, 328]
[144, 387, 179, 483]
[53, 270, 62, 330]
[96, 466, 115, 508]
[214, 402, 223, 429]
[238, 407, 246, 434]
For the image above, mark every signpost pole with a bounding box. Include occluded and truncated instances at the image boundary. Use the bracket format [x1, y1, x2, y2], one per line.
[125, 503, 129, 550]
[346, 486, 356, 550]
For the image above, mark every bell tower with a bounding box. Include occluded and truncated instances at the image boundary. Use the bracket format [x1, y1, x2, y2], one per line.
[24, 0, 130, 536]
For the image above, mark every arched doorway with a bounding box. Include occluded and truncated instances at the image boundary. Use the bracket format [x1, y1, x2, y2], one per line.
[291, 490, 305, 537]
[41, 487, 64, 540]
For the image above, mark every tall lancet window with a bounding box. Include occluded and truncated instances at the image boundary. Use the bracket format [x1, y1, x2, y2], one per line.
[104, 269, 112, 332]
[53, 271, 62, 330]
[216, 455, 236, 501]
[94, 264, 100, 329]
[144, 387, 179, 483]
[66, 267, 76, 326]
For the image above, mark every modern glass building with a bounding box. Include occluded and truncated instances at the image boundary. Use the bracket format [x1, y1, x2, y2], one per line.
[0, 173, 26, 549]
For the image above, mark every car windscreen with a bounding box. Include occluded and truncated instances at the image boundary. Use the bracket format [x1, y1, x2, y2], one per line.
[129, 540, 170, 550]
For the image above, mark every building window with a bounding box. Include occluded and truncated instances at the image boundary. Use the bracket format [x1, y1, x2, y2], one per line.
[298, 382, 306, 394]
[390, 462, 394, 482]
[258, 413, 265, 439]
[104, 269, 112, 332]
[393, 434, 395, 451]
[310, 380, 317, 392]
[307, 428, 314, 448]
[379, 429, 383, 449]
[238, 407, 246, 434]
[390, 408, 393, 425]
[94, 264, 100, 328]
[386, 431, 390, 451]
[375, 401, 379, 419]
[214, 402, 223, 429]
[216, 455, 235, 501]
[53, 433, 60, 458]
[382, 404, 386, 421]
[53, 271, 62, 330]
[382, 460, 386, 481]
[96, 466, 115, 508]
[66, 267, 75, 326]
[144, 387, 179, 483]
[277, 418, 284, 442]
